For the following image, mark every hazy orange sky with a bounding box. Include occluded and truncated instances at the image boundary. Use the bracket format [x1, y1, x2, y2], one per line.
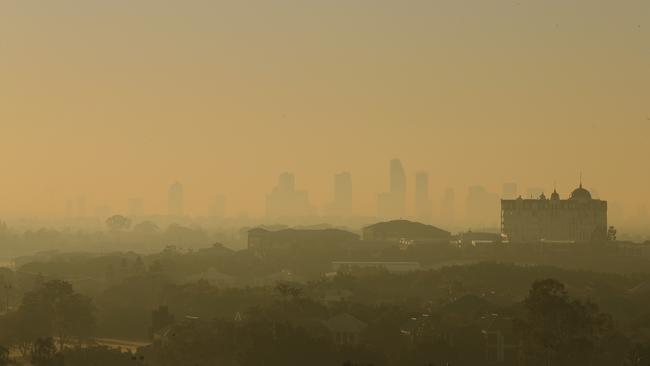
[1, 0, 648, 218]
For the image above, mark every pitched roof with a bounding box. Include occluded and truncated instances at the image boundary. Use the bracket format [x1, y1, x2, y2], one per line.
[363, 220, 450, 238]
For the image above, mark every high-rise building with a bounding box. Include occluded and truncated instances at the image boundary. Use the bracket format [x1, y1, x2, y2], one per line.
[168, 182, 184, 217]
[415, 171, 433, 222]
[378, 159, 406, 218]
[327, 172, 352, 217]
[266, 173, 311, 218]
[390, 159, 406, 199]
[502, 183, 518, 199]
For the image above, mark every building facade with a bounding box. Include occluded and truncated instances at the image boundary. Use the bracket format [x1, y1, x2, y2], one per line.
[377, 159, 406, 218]
[501, 184, 607, 243]
[265, 172, 311, 218]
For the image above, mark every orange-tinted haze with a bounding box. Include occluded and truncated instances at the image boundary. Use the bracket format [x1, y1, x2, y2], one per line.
[0, 0, 648, 218]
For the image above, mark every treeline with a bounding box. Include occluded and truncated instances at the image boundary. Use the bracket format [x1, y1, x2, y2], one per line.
[2, 275, 650, 365]
[0, 219, 236, 257]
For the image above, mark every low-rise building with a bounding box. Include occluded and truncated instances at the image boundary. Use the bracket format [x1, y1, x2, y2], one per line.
[362, 220, 450, 243]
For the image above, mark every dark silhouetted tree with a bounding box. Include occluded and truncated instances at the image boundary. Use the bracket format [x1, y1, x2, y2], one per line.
[106, 215, 132, 231]
[517, 279, 612, 366]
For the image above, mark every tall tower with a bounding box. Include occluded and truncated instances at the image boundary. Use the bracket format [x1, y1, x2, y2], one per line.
[378, 159, 407, 218]
[168, 182, 184, 217]
[265, 172, 311, 218]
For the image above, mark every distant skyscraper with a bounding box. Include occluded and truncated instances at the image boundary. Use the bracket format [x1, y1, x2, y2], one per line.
[378, 159, 406, 218]
[415, 171, 433, 222]
[129, 198, 144, 217]
[390, 159, 406, 199]
[266, 173, 311, 218]
[208, 195, 226, 217]
[328, 172, 352, 217]
[168, 182, 184, 217]
[502, 182, 518, 199]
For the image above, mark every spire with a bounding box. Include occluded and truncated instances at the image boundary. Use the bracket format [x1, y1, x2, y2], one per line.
[579, 172, 583, 188]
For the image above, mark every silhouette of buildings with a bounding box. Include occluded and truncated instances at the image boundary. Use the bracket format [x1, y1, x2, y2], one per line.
[327, 172, 352, 217]
[467, 186, 499, 228]
[265, 173, 311, 218]
[168, 182, 184, 217]
[378, 159, 406, 219]
[415, 171, 433, 222]
[501, 183, 608, 243]
[501, 183, 518, 200]
[362, 219, 450, 243]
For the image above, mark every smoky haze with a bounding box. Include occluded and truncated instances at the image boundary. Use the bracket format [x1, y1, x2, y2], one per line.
[0, 0, 649, 224]
[2, 2, 650, 366]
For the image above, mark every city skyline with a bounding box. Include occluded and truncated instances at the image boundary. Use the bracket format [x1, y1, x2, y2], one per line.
[0, 0, 648, 219]
[43, 162, 641, 228]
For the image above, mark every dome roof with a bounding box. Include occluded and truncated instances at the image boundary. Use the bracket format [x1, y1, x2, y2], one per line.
[570, 184, 592, 200]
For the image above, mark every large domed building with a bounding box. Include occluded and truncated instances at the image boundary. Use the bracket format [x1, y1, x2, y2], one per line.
[570, 183, 592, 201]
[500, 183, 607, 243]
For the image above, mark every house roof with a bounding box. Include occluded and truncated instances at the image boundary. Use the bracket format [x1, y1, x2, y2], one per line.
[363, 220, 450, 238]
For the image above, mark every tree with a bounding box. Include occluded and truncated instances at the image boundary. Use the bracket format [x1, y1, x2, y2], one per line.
[31, 337, 63, 366]
[607, 226, 617, 242]
[275, 283, 302, 300]
[517, 279, 612, 366]
[17, 280, 95, 350]
[0, 345, 9, 366]
[133, 221, 159, 234]
[105, 215, 132, 231]
[625, 343, 650, 366]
